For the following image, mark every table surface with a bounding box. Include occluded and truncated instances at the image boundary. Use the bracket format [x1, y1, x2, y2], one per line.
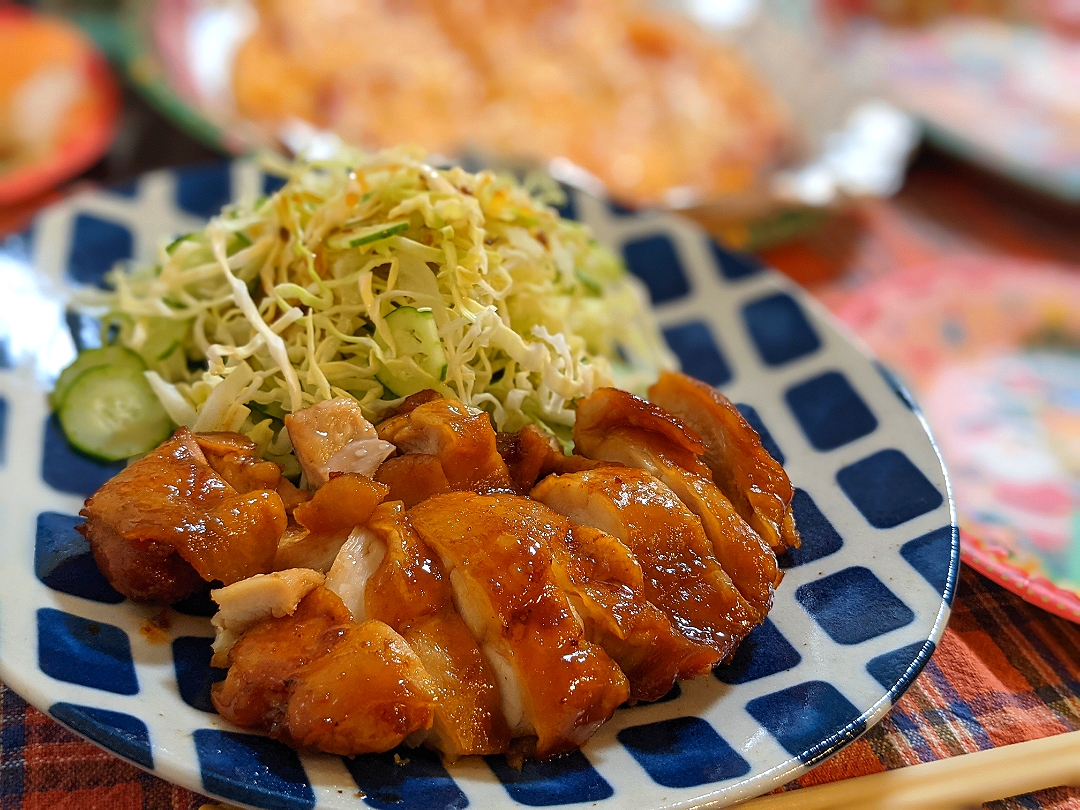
[1, 90, 1079, 810]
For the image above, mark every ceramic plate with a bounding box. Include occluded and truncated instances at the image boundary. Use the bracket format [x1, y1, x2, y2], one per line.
[842, 17, 1080, 203]
[0, 162, 958, 810]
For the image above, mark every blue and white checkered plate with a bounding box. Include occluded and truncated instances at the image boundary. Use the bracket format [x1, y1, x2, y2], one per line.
[0, 162, 958, 810]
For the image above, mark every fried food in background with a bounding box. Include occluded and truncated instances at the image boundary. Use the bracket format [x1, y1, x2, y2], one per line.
[232, 0, 792, 206]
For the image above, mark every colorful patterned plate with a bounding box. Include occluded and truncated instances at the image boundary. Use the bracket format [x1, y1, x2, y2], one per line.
[833, 258, 1080, 623]
[0, 162, 958, 809]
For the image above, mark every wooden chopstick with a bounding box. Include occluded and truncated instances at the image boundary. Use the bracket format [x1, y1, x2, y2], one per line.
[733, 731, 1080, 810]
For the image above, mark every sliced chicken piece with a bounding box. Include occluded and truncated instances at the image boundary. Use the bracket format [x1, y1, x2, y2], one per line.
[532, 468, 758, 661]
[211, 568, 325, 665]
[350, 502, 511, 757]
[377, 398, 515, 493]
[195, 432, 282, 493]
[194, 431, 312, 518]
[649, 371, 800, 553]
[323, 525, 387, 621]
[397, 616, 509, 758]
[575, 387, 709, 473]
[496, 424, 611, 494]
[574, 388, 778, 617]
[375, 454, 452, 508]
[285, 397, 396, 488]
[274, 474, 389, 572]
[79, 428, 286, 602]
[213, 585, 437, 754]
[285, 619, 438, 755]
[78, 520, 203, 605]
[212, 585, 353, 738]
[548, 523, 720, 701]
[361, 503, 451, 626]
[409, 492, 629, 757]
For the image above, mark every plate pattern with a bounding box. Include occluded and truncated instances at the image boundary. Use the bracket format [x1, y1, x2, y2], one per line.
[0, 162, 958, 810]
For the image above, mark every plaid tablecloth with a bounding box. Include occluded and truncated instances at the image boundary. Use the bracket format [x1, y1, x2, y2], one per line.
[3, 565, 1079, 810]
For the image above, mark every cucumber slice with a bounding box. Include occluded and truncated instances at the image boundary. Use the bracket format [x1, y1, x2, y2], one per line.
[135, 317, 190, 363]
[50, 346, 146, 410]
[327, 220, 409, 250]
[165, 232, 198, 254]
[229, 231, 252, 251]
[375, 307, 448, 397]
[166, 231, 249, 261]
[58, 365, 174, 461]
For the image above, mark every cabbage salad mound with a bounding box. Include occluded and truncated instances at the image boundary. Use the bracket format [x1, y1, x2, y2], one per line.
[59, 147, 674, 470]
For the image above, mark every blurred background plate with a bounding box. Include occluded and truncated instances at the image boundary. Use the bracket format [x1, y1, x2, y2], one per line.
[0, 5, 120, 207]
[829, 2, 1080, 203]
[41, 0, 918, 252]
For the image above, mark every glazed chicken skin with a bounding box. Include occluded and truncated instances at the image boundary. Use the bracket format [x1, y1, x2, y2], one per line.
[496, 424, 608, 494]
[409, 492, 630, 758]
[212, 584, 438, 754]
[375, 454, 451, 509]
[81, 374, 800, 764]
[79, 428, 287, 602]
[546, 522, 721, 701]
[273, 473, 389, 572]
[649, 371, 800, 553]
[377, 397, 516, 496]
[326, 501, 511, 757]
[532, 467, 758, 661]
[573, 387, 779, 617]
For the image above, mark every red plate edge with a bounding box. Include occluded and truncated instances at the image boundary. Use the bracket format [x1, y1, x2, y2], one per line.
[961, 529, 1080, 624]
[0, 8, 122, 207]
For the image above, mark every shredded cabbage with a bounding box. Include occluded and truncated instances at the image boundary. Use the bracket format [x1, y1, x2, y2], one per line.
[95, 146, 675, 466]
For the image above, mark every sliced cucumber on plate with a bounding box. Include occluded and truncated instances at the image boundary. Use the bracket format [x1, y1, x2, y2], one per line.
[375, 306, 448, 398]
[57, 364, 174, 462]
[49, 345, 146, 410]
[327, 220, 409, 250]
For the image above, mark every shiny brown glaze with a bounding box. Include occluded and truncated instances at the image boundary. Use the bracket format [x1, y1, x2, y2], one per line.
[574, 387, 706, 472]
[276, 473, 389, 572]
[363, 502, 511, 757]
[195, 432, 282, 493]
[532, 467, 758, 660]
[649, 371, 800, 553]
[549, 523, 719, 701]
[375, 454, 452, 508]
[212, 586, 353, 739]
[384, 389, 444, 418]
[408, 492, 629, 757]
[497, 424, 609, 494]
[213, 586, 437, 754]
[574, 387, 779, 617]
[377, 399, 515, 493]
[79, 429, 286, 602]
[285, 619, 438, 755]
[84, 529, 203, 603]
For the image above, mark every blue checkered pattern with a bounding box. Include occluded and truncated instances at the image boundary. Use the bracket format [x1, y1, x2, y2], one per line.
[0, 163, 958, 810]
